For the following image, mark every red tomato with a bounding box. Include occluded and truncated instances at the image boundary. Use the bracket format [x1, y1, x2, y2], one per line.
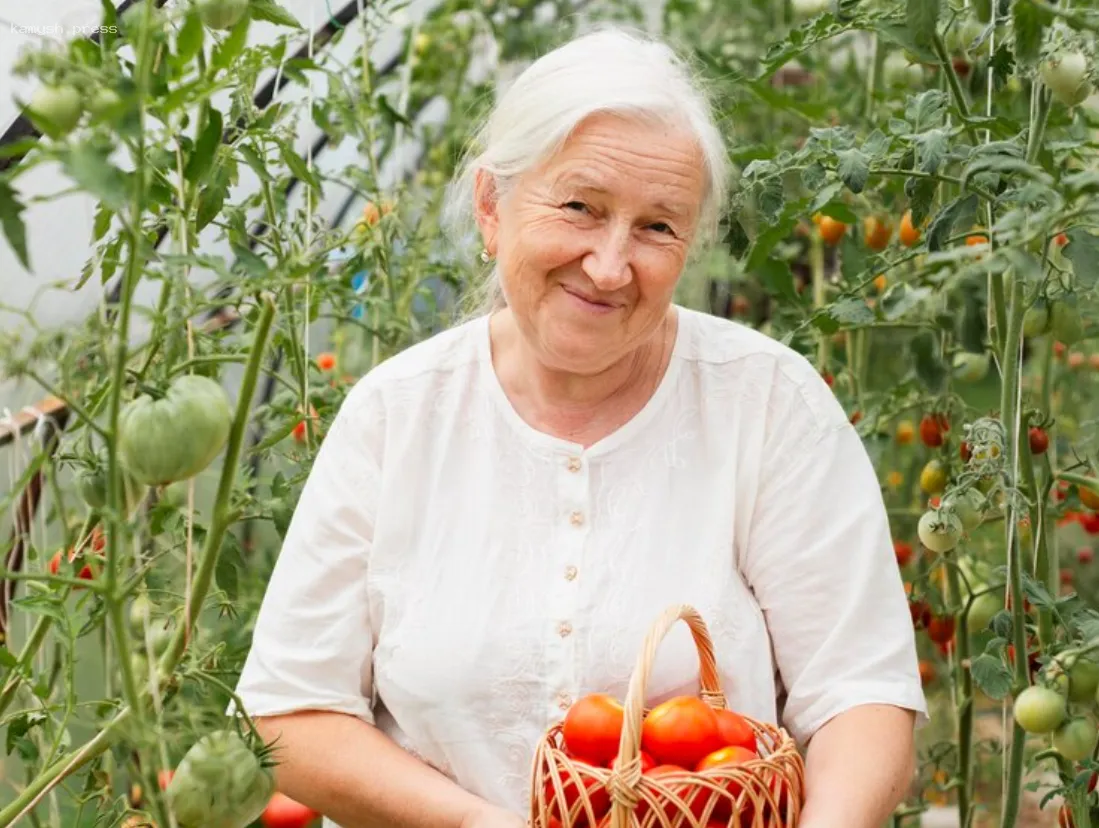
[714, 709, 757, 752]
[261, 792, 321, 828]
[315, 352, 336, 372]
[562, 694, 625, 766]
[641, 696, 724, 770]
[694, 746, 758, 823]
[893, 540, 914, 567]
[544, 766, 610, 828]
[1082, 513, 1099, 536]
[1028, 427, 1049, 455]
[1078, 547, 1094, 565]
[926, 616, 956, 645]
[919, 413, 947, 447]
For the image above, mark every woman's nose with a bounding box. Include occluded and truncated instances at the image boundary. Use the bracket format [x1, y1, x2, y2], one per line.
[582, 224, 632, 290]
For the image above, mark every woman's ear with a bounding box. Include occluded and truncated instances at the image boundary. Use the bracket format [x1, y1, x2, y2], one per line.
[473, 168, 500, 257]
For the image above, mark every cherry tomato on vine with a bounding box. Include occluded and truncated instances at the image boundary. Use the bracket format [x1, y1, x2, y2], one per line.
[261, 792, 321, 828]
[1028, 427, 1049, 455]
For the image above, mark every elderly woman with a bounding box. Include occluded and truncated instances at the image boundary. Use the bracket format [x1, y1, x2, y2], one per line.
[233, 24, 928, 828]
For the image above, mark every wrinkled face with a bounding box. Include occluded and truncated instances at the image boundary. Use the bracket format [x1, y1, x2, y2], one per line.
[474, 112, 706, 375]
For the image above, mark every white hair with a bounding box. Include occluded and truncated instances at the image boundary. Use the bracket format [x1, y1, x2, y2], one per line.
[442, 23, 731, 318]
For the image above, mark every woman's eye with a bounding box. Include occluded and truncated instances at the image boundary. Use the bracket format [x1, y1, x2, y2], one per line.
[649, 222, 674, 235]
[564, 201, 588, 213]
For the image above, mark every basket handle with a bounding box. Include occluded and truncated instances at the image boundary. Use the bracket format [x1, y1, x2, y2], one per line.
[605, 605, 726, 817]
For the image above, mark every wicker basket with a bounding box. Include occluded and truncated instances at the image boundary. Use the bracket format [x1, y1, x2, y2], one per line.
[530, 604, 806, 828]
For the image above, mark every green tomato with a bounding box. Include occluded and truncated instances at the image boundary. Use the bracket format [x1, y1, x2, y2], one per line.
[943, 489, 984, 532]
[967, 591, 1001, 633]
[1062, 657, 1099, 703]
[196, 0, 249, 30]
[1050, 298, 1086, 345]
[1013, 685, 1067, 734]
[953, 351, 990, 383]
[1053, 717, 1099, 762]
[27, 85, 83, 135]
[881, 52, 924, 87]
[129, 595, 154, 638]
[167, 730, 275, 828]
[1023, 300, 1050, 338]
[86, 88, 122, 121]
[1040, 50, 1093, 107]
[918, 508, 963, 553]
[73, 457, 147, 514]
[118, 375, 232, 486]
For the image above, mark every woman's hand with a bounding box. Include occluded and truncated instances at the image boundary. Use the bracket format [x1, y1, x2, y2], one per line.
[460, 803, 529, 828]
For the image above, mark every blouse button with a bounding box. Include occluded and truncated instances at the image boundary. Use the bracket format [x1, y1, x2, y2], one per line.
[558, 621, 573, 637]
[567, 456, 582, 472]
[564, 565, 578, 581]
[569, 511, 584, 527]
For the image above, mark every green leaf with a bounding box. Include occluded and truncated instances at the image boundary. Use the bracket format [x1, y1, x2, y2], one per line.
[376, 94, 411, 128]
[175, 10, 205, 66]
[215, 533, 244, 599]
[213, 15, 251, 71]
[863, 129, 892, 160]
[723, 217, 750, 259]
[905, 176, 937, 226]
[232, 244, 270, 277]
[59, 143, 130, 212]
[1013, 0, 1045, 66]
[746, 217, 798, 270]
[802, 162, 829, 193]
[837, 148, 870, 194]
[971, 653, 1013, 700]
[11, 594, 67, 627]
[876, 22, 938, 63]
[916, 128, 949, 174]
[882, 284, 931, 320]
[809, 181, 843, 214]
[249, 0, 304, 28]
[758, 177, 785, 221]
[93, 202, 113, 243]
[1021, 571, 1057, 609]
[959, 283, 987, 353]
[0, 645, 17, 669]
[907, 0, 940, 48]
[1062, 229, 1099, 291]
[818, 201, 859, 224]
[275, 138, 322, 197]
[907, 90, 948, 130]
[927, 194, 978, 252]
[0, 179, 30, 271]
[757, 258, 801, 304]
[910, 330, 947, 391]
[196, 163, 230, 232]
[829, 297, 876, 327]
[991, 608, 1013, 641]
[185, 106, 223, 185]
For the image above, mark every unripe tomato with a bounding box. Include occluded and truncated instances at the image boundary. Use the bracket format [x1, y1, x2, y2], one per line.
[1040, 50, 1093, 107]
[27, 84, 84, 135]
[166, 730, 275, 827]
[196, 0, 249, 30]
[967, 591, 1001, 633]
[817, 216, 847, 246]
[1028, 427, 1049, 455]
[919, 459, 949, 497]
[1053, 717, 1099, 762]
[118, 375, 233, 486]
[863, 216, 892, 251]
[1023, 301, 1050, 338]
[895, 420, 916, 445]
[1013, 685, 1067, 734]
[899, 210, 921, 246]
[942, 488, 983, 532]
[1060, 657, 1099, 703]
[1051, 299, 1086, 345]
[953, 351, 991, 383]
[562, 693, 624, 766]
[918, 508, 962, 553]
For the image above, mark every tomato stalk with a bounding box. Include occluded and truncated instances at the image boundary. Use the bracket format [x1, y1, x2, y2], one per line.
[999, 276, 1029, 828]
[931, 33, 980, 146]
[810, 228, 829, 374]
[944, 557, 975, 828]
[157, 293, 277, 674]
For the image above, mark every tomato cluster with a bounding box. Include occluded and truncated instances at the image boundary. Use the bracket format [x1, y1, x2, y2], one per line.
[548, 693, 796, 828]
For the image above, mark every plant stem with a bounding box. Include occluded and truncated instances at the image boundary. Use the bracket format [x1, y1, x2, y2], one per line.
[157, 294, 277, 675]
[810, 232, 829, 373]
[946, 558, 974, 828]
[999, 275, 1028, 828]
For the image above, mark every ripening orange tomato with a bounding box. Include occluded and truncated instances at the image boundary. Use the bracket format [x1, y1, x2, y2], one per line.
[562, 693, 624, 766]
[817, 216, 848, 246]
[899, 210, 921, 247]
[316, 352, 336, 372]
[864, 216, 892, 250]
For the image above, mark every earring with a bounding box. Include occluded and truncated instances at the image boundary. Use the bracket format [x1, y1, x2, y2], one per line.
[479, 249, 491, 263]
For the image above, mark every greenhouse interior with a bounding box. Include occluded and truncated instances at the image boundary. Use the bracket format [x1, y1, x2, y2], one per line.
[3, 0, 1099, 825]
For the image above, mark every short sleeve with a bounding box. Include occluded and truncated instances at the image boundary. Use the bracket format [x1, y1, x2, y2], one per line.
[231, 380, 382, 724]
[740, 374, 929, 747]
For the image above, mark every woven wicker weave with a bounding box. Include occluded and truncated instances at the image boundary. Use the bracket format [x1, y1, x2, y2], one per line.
[530, 605, 805, 828]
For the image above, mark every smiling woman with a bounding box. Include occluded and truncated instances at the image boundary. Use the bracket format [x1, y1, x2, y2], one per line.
[232, 23, 928, 828]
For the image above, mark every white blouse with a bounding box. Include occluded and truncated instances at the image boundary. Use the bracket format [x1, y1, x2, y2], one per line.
[233, 306, 929, 828]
